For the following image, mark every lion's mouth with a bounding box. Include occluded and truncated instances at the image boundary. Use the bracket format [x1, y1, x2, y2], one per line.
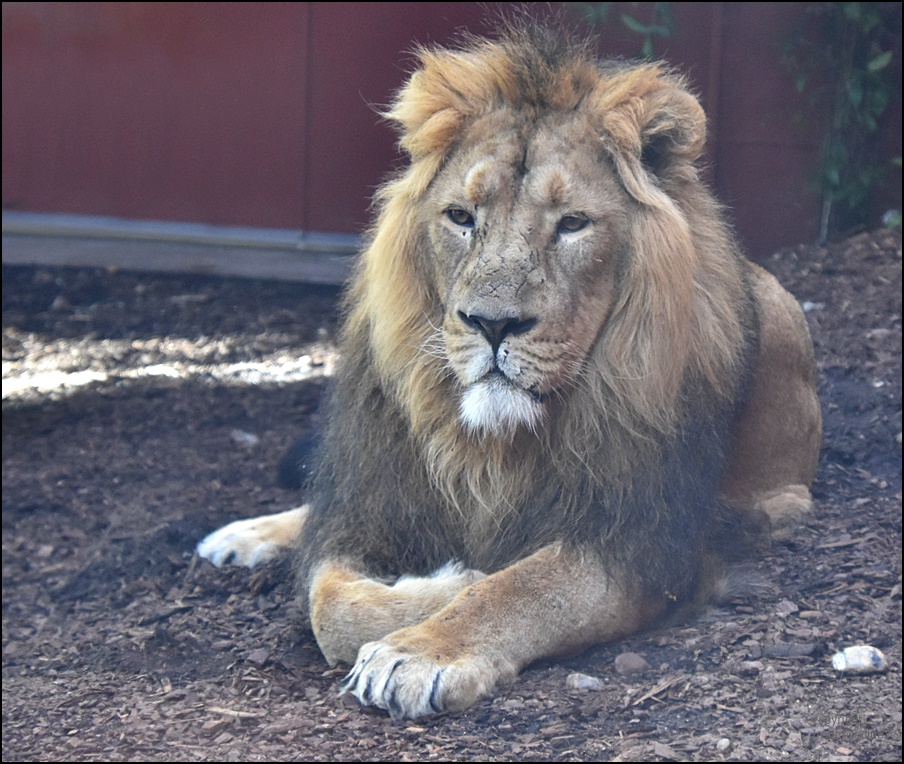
[485, 367, 548, 401]
[488, 366, 549, 403]
[459, 371, 546, 437]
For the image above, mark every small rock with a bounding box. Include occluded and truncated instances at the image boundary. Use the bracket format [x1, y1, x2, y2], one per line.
[776, 599, 799, 615]
[716, 738, 732, 753]
[738, 660, 765, 676]
[230, 429, 259, 447]
[614, 652, 650, 675]
[565, 672, 603, 690]
[832, 645, 889, 674]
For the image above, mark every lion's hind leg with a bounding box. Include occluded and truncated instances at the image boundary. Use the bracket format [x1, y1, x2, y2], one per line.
[751, 484, 814, 542]
[309, 561, 486, 666]
[197, 505, 308, 567]
[721, 263, 822, 542]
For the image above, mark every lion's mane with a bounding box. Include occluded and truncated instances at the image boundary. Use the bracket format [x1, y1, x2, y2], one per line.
[298, 24, 758, 609]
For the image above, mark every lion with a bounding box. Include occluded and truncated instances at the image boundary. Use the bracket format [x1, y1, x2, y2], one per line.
[198, 23, 821, 719]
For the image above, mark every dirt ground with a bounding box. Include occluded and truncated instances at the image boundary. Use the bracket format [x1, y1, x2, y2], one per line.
[2, 228, 901, 762]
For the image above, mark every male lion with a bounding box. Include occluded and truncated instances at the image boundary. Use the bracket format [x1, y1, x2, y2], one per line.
[198, 24, 821, 719]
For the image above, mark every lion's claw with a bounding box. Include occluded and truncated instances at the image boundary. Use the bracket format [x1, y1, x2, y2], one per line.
[340, 641, 459, 719]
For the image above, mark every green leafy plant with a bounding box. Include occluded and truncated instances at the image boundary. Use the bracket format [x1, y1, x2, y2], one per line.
[783, 3, 901, 240]
[570, 2, 675, 59]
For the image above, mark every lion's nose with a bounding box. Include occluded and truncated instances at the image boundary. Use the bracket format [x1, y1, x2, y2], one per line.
[458, 311, 537, 355]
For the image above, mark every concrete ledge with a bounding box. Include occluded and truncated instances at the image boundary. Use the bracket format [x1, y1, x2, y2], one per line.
[2, 212, 359, 285]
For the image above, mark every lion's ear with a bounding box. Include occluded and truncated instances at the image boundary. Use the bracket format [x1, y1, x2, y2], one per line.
[599, 75, 707, 207]
[638, 87, 706, 178]
[385, 48, 511, 162]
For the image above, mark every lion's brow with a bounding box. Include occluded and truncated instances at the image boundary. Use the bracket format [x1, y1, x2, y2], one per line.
[464, 160, 500, 206]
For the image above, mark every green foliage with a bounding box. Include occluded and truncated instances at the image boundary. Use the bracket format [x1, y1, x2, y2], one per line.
[570, 2, 675, 59]
[783, 3, 901, 240]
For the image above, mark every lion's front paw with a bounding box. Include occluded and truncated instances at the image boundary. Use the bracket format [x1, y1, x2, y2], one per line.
[196, 506, 306, 567]
[340, 638, 500, 719]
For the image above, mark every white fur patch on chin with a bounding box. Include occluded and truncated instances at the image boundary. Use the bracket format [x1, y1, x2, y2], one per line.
[459, 377, 544, 437]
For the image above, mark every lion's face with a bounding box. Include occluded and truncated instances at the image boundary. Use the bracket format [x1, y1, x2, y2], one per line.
[422, 110, 632, 437]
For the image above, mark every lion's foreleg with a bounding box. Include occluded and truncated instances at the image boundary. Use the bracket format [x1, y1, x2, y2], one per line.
[340, 543, 662, 718]
[309, 561, 487, 666]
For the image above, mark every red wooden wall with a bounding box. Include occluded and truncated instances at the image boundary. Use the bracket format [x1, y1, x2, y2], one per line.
[2, 2, 901, 259]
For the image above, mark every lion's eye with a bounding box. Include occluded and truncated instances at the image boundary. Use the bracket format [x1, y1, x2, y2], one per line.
[446, 208, 475, 228]
[557, 215, 589, 234]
